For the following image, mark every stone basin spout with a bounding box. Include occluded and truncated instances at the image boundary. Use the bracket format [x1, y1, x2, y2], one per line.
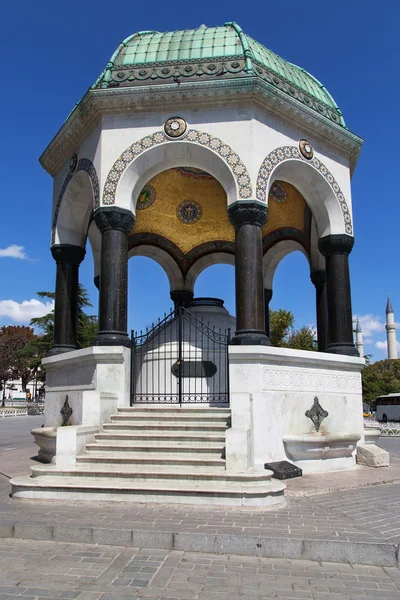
[283, 433, 361, 474]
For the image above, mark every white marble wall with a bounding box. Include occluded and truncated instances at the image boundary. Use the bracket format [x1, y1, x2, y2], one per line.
[227, 346, 365, 474]
[42, 346, 130, 428]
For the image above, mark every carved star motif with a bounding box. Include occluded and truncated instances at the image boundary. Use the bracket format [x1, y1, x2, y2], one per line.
[60, 395, 73, 426]
[305, 397, 328, 432]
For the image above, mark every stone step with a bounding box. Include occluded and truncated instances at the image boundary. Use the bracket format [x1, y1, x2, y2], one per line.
[10, 475, 285, 507]
[95, 432, 226, 443]
[103, 422, 228, 432]
[30, 464, 274, 487]
[76, 453, 226, 469]
[110, 414, 230, 423]
[85, 442, 224, 455]
[117, 407, 231, 414]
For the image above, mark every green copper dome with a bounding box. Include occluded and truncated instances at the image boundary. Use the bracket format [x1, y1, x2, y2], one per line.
[94, 22, 345, 128]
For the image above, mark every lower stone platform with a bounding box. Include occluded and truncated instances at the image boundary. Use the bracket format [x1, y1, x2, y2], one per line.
[11, 407, 285, 507]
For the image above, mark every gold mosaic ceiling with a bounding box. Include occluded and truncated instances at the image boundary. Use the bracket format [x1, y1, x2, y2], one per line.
[131, 168, 307, 255]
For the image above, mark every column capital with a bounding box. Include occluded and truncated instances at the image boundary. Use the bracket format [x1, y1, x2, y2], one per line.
[94, 207, 135, 234]
[310, 269, 326, 288]
[170, 289, 194, 309]
[228, 201, 268, 229]
[264, 288, 273, 303]
[318, 234, 354, 257]
[51, 244, 85, 265]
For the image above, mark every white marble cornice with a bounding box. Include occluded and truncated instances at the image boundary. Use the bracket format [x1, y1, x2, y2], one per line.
[40, 78, 363, 177]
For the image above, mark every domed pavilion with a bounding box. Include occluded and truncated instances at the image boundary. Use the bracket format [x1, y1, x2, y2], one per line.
[12, 23, 366, 504]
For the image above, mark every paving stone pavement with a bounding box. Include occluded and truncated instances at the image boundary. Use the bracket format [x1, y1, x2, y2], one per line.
[2, 473, 400, 544]
[0, 538, 400, 600]
[2, 473, 400, 566]
[3, 433, 400, 566]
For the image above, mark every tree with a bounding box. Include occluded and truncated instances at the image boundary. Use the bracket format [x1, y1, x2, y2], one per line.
[362, 359, 400, 407]
[0, 326, 35, 405]
[269, 309, 317, 351]
[286, 326, 318, 352]
[269, 309, 294, 347]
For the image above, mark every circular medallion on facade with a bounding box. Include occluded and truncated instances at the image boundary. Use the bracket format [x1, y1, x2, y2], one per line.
[70, 153, 78, 173]
[299, 139, 314, 160]
[164, 117, 187, 138]
[136, 184, 156, 210]
[177, 200, 202, 224]
[269, 181, 288, 203]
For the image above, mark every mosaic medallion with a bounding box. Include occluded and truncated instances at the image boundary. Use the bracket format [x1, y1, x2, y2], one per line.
[70, 153, 78, 173]
[164, 117, 187, 138]
[299, 139, 313, 160]
[136, 184, 156, 210]
[177, 200, 202, 224]
[269, 181, 288, 203]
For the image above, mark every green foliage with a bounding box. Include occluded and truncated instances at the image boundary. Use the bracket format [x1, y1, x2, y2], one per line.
[269, 309, 317, 351]
[286, 326, 318, 352]
[0, 325, 35, 401]
[362, 359, 400, 407]
[269, 309, 294, 347]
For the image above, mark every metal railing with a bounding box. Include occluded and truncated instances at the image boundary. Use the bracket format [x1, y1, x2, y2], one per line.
[131, 306, 230, 404]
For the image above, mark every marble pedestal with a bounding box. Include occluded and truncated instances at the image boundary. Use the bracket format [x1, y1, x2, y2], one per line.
[38, 346, 131, 463]
[227, 346, 365, 474]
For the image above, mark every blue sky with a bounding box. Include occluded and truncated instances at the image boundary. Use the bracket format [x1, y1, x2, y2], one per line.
[0, 0, 397, 360]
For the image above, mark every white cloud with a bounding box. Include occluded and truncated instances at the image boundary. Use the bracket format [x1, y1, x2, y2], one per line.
[0, 299, 53, 323]
[375, 339, 400, 354]
[354, 314, 385, 338]
[375, 340, 387, 351]
[0, 245, 28, 259]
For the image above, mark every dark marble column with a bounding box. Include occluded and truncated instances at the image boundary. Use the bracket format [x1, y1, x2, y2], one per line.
[94, 207, 134, 347]
[319, 234, 358, 356]
[50, 244, 85, 355]
[310, 269, 329, 352]
[228, 201, 270, 345]
[264, 288, 273, 338]
[94, 275, 100, 290]
[170, 290, 194, 312]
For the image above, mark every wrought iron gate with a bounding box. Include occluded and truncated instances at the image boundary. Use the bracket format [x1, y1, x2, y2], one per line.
[131, 306, 230, 404]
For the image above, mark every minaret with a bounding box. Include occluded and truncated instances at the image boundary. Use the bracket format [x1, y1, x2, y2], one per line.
[386, 296, 398, 359]
[355, 318, 364, 358]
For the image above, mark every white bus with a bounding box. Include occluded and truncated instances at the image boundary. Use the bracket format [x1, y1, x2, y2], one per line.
[375, 393, 400, 422]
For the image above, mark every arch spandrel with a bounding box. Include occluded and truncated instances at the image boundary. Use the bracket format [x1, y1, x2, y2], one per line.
[102, 128, 253, 212]
[256, 146, 352, 238]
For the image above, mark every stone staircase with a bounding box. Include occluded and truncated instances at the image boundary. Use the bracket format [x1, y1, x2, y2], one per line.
[11, 407, 285, 506]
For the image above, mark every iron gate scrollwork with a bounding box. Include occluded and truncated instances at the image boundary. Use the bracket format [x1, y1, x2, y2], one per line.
[131, 306, 230, 404]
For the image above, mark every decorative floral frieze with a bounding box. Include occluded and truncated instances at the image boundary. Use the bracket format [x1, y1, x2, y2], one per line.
[100, 55, 344, 128]
[52, 158, 100, 244]
[256, 146, 353, 235]
[102, 129, 252, 206]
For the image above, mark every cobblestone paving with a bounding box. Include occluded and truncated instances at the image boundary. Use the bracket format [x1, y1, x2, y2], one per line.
[3, 475, 400, 545]
[0, 539, 399, 600]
